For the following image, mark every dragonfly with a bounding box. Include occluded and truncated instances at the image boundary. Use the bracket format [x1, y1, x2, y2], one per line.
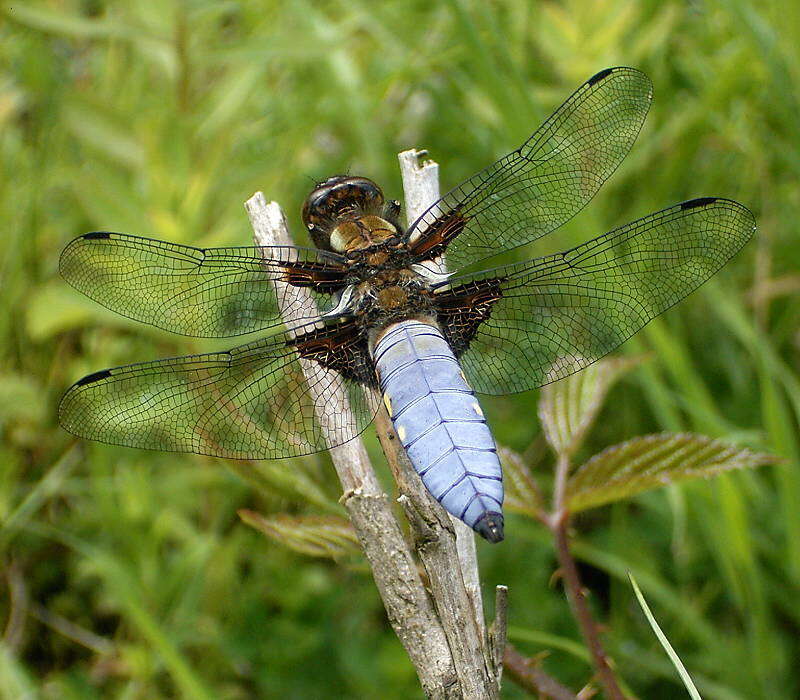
[59, 67, 755, 543]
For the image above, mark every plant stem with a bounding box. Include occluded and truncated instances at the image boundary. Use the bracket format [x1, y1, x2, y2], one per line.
[550, 454, 626, 700]
[503, 643, 578, 700]
[553, 454, 570, 521]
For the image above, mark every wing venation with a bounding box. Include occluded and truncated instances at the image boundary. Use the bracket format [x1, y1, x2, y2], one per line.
[60, 232, 349, 337]
[405, 67, 654, 272]
[434, 198, 755, 394]
[59, 320, 378, 459]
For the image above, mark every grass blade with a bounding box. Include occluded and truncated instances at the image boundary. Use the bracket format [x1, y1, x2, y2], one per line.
[628, 572, 702, 700]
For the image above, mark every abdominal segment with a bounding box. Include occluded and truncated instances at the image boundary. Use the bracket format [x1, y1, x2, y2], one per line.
[372, 320, 504, 542]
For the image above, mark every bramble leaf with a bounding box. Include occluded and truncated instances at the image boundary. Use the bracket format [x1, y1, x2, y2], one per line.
[498, 447, 544, 517]
[538, 355, 646, 458]
[566, 433, 778, 512]
[238, 511, 360, 560]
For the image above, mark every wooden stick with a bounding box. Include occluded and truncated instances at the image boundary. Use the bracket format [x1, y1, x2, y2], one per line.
[489, 585, 508, 676]
[394, 149, 500, 696]
[398, 150, 486, 630]
[244, 147, 503, 698]
[244, 194, 457, 698]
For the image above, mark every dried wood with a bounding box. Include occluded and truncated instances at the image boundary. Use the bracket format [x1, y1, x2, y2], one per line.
[245, 194, 457, 698]
[242, 148, 505, 698]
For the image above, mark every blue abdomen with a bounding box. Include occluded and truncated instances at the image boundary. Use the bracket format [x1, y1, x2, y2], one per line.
[372, 320, 504, 542]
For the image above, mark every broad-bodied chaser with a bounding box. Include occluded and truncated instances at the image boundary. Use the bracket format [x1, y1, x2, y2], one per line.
[59, 68, 754, 542]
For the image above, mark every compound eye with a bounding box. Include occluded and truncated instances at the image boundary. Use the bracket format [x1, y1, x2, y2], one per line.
[353, 178, 384, 207]
[301, 176, 385, 230]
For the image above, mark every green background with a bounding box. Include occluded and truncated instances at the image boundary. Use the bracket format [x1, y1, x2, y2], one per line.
[2, 0, 799, 697]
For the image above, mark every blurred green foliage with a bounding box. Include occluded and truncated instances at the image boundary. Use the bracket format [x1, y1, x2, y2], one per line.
[1, 0, 799, 697]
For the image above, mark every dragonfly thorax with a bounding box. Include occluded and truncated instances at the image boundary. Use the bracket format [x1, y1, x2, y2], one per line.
[329, 215, 399, 253]
[349, 267, 434, 323]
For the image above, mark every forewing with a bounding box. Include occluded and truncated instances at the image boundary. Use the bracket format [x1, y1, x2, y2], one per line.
[60, 232, 349, 337]
[405, 67, 653, 271]
[59, 321, 379, 459]
[435, 198, 755, 394]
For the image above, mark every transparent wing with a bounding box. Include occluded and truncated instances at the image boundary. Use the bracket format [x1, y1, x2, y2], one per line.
[60, 232, 349, 337]
[405, 67, 653, 271]
[435, 198, 755, 394]
[59, 320, 378, 459]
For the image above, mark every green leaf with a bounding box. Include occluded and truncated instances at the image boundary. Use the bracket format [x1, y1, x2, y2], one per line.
[498, 446, 544, 518]
[628, 573, 702, 700]
[226, 459, 341, 515]
[239, 511, 361, 560]
[566, 433, 779, 512]
[538, 355, 646, 458]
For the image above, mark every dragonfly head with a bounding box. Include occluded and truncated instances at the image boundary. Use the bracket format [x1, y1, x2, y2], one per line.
[302, 176, 400, 253]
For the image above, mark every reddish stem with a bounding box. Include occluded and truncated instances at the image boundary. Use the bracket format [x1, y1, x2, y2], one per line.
[503, 643, 578, 699]
[550, 454, 627, 700]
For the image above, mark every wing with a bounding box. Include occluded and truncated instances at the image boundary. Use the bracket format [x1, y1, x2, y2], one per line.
[405, 67, 653, 272]
[59, 320, 379, 459]
[60, 232, 349, 337]
[433, 198, 755, 394]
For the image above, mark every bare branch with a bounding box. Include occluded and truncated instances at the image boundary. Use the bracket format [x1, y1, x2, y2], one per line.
[398, 148, 440, 229]
[489, 585, 508, 676]
[244, 193, 457, 698]
[397, 149, 486, 632]
[503, 644, 579, 700]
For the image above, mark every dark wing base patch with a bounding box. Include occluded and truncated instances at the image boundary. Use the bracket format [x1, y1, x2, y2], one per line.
[281, 261, 348, 292]
[434, 279, 505, 356]
[288, 322, 376, 387]
[408, 210, 468, 261]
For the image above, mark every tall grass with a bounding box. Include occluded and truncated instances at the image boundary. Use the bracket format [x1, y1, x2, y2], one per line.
[1, 0, 799, 696]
